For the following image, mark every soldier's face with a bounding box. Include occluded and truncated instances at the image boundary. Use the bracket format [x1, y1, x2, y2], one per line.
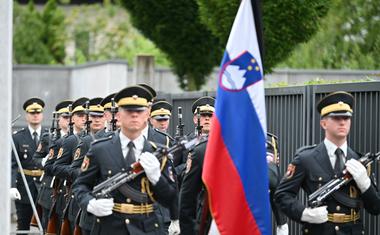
[59, 115, 70, 130]
[104, 110, 113, 122]
[193, 113, 213, 134]
[73, 113, 86, 130]
[118, 107, 149, 133]
[90, 115, 105, 132]
[150, 118, 170, 132]
[321, 116, 351, 140]
[26, 112, 43, 125]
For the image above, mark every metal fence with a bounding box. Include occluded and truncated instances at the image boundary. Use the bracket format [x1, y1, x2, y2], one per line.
[162, 81, 380, 234]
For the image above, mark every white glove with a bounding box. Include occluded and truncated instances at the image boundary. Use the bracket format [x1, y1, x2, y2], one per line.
[168, 219, 180, 235]
[10, 188, 21, 200]
[301, 206, 328, 224]
[139, 152, 161, 185]
[346, 159, 371, 193]
[276, 223, 289, 235]
[87, 198, 114, 217]
[41, 154, 49, 167]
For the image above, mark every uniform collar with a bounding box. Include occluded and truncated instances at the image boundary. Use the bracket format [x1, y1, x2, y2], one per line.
[324, 138, 347, 157]
[119, 131, 145, 152]
[28, 125, 41, 137]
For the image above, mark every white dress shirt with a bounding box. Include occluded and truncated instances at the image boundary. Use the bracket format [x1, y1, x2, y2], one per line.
[324, 138, 348, 169]
[119, 131, 145, 161]
[28, 125, 41, 140]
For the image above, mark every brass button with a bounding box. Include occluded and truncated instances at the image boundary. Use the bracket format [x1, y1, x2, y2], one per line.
[154, 223, 159, 228]
[318, 177, 322, 181]
[335, 226, 339, 231]
[126, 198, 131, 203]
[71, 195, 74, 198]
[318, 184, 322, 188]
[336, 206, 341, 211]
[59, 189, 62, 193]
[304, 228, 308, 233]
[108, 170, 112, 175]
[125, 219, 130, 224]
[334, 174, 337, 178]
[33, 177, 36, 181]
[121, 168, 125, 171]
[96, 218, 100, 223]
[43, 182, 46, 185]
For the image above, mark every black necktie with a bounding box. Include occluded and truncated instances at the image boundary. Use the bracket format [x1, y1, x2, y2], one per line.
[125, 141, 135, 167]
[334, 148, 345, 174]
[33, 131, 39, 146]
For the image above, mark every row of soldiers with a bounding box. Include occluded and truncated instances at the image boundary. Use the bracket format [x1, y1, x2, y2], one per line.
[11, 84, 240, 235]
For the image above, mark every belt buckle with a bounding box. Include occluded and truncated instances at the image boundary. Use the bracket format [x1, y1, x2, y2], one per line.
[120, 203, 134, 213]
[332, 213, 346, 223]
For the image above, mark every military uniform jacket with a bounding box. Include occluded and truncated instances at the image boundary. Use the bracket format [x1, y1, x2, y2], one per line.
[275, 142, 380, 235]
[179, 140, 211, 235]
[11, 127, 48, 204]
[72, 131, 177, 235]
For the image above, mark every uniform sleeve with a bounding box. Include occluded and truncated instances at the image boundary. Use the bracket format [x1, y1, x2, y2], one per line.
[360, 178, 380, 215]
[11, 134, 19, 188]
[274, 156, 306, 222]
[52, 137, 76, 180]
[72, 147, 100, 210]
[179, 147, 204, 235]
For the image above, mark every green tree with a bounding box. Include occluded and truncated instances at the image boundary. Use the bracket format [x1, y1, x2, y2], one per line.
[197, 0, 331, 71]
[281, 0, 380, 69]
[41, 0, 66, 64]
[13, 1, 53, 64]
[121, 0, 222, 90]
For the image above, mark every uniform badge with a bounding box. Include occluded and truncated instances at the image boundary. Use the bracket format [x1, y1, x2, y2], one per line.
[57, 148, 64, 158]
[185, 154, 192, 174]
[74, 148, 81, 160]
[48, 148, 54, 159]
[286, 164, 296, 179]
[81, 156, 90, 172]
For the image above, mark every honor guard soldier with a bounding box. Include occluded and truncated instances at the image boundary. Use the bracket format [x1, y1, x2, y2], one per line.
[52, 97, 89, 232]
[73, 85, 177, 235]
[266, 133, 288, 235]
[179, 96, 215, 235]
[36, 100, 72, 231]
[149, 100, 172, 133]
[275, 91, 380, 235]
[68, 97, 107, 235]
[11, 97, 48, 234]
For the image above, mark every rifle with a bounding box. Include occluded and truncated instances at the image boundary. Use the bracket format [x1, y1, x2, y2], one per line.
[174, 106, 184, 141]
[195, 107, 203, 136]
[308, 152, 380, 208]
[84, 101, 92, 135]
[110, 98, 117, 131]
[68, 104, 74, 136]
[92, 136, 206, 198]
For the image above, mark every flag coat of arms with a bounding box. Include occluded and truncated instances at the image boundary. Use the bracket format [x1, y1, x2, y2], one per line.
[202, 0, 271, 234]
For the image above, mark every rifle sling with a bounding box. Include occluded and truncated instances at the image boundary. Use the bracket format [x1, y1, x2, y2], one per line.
[118, 183, 149, 203]
[331, 191, 362, 208]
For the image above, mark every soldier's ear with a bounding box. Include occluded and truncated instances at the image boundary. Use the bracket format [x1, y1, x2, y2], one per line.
[193, 115, 197, 124]
[320, 118, 327, 130]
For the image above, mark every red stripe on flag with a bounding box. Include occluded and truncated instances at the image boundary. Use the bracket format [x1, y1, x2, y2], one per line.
[203, 117, 261, 234]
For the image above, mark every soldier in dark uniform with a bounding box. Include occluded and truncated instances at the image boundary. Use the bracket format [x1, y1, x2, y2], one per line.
[275, 91, 380, 235]
[11, 97, 48, 234]
[179, 96, 215, 235]
[67, 97, 107, 235]
[72, 85, 177, 235]
[52, 97, 88, 232]
[35, 100, 72, 231]
[266, 133, 288, 235]
[149, 100, 172, 133]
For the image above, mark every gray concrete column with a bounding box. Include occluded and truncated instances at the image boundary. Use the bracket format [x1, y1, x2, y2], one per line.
[0, 0, 13, 233]
[133, 55, 155, 87]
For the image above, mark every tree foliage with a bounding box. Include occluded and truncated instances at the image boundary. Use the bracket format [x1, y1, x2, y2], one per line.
[13, 0, 66, 64]
[196, 0, 331, 72]
[281, 0, 380, 69]
[121, 0, 222, 90]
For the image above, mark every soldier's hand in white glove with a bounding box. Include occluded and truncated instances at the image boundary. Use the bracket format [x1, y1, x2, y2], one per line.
[168, 219, 180, 235]
[140, 152, 161, 185]
[345, 159, 371, 193]
[87, 198, 114, 217]
[10, 188, 21, 200]
[276, 223, 289, 235]
[301, 206, 328, 224]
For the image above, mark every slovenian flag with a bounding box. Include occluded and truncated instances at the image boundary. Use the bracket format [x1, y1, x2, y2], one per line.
[202, 0, 271, 234]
